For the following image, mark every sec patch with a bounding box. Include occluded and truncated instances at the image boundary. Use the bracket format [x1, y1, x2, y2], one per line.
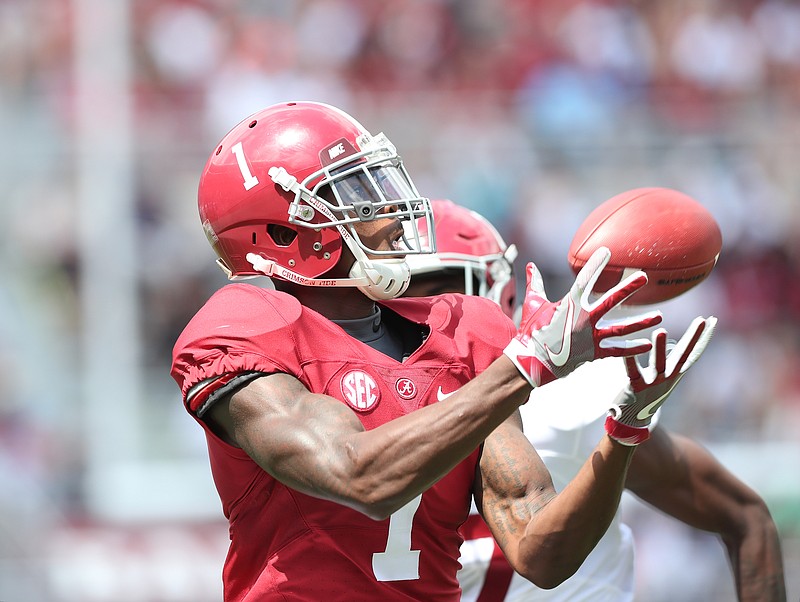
[341, 370, 380, 411]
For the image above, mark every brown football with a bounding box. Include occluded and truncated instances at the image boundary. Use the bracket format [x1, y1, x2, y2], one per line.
[568, 187, 722, 305]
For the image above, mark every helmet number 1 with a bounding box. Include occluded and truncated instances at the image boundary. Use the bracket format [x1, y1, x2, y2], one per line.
[372, 493, 422, 582]
[231, 142, 259, 191]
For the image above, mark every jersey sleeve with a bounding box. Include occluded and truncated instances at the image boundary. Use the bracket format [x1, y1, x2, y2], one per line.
[170, 284, 304, 416]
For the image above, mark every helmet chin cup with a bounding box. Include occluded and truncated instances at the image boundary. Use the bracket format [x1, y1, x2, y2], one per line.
[350, 258, 411, 301]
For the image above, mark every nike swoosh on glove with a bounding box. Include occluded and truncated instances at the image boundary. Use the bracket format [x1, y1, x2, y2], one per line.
[504, 246, 663, 388]
[605, 315, 718, 446]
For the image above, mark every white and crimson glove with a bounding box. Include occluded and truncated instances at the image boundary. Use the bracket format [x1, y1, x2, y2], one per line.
[503, 247, 663, 388]
[605, 315, 718, 445]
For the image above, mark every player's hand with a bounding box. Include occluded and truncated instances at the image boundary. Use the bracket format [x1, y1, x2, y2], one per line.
[503, 247, 663, 388]
[605, 315, 717, 445]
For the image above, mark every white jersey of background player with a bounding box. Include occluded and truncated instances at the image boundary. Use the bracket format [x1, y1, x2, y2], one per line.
[404, 200, 786, 602]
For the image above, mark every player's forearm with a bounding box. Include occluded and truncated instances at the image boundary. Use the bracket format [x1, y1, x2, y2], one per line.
[515, 436, 634, 588]
[627, 432, 786, 601]
[227, 360, 529, 519]
[725, 502, 787, 602]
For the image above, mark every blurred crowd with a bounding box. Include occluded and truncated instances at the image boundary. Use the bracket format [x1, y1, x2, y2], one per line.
[2, 0, 799, 600]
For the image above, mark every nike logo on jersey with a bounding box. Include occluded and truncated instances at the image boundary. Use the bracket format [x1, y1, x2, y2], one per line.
[544, 299, 574, 367]
[437, 386, 456, 402]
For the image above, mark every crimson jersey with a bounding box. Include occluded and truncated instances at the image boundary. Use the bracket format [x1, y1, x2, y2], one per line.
[171, 283, 515, 602]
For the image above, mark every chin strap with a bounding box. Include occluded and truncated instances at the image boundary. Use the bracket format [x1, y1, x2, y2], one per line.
[246, 253, 410, 301]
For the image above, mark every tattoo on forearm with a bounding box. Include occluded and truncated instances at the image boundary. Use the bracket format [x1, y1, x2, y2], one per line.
[480, 426, 557, 547]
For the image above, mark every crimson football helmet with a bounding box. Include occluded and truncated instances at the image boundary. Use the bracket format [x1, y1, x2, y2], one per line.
[198, 101, 435, 300]
[405, 199, 518, 318]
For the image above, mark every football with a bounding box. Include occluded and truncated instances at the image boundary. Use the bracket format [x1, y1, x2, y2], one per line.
[567, 187, 722, 305]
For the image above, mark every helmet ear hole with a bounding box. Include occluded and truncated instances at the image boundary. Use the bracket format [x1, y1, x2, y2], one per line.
[267, 224, 298, 247]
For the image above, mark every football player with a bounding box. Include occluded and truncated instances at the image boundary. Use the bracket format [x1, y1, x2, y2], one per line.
[404, 199, 786, 602]
[171, 101, 715, 601]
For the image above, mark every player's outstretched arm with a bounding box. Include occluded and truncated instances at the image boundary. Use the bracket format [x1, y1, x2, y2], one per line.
[627, 428, 787, 602]
[206, 361, 532, 520]
[480, 314, 720, 589]
[476, 413, 635, 589]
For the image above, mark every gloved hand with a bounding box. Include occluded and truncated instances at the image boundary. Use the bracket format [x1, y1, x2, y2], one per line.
[605, 315, 718, 446]
[503, 246, 663, 388]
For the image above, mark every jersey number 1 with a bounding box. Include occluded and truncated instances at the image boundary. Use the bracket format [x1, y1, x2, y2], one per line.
[372, 494, 422, 582]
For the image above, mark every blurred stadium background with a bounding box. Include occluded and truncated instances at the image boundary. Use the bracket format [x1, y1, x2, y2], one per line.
[1, 1, 798, 600]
